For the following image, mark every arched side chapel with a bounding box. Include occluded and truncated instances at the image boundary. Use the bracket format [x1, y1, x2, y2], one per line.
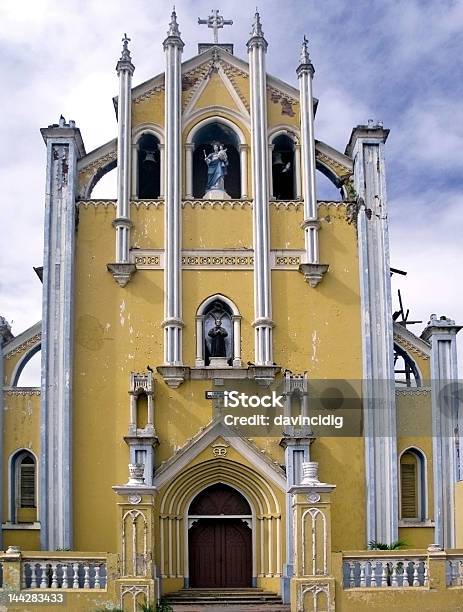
[1, 7, 462, 611]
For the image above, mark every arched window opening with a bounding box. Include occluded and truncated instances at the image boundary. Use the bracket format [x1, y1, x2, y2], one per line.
[316, 167, 342, 201]
[400, 448, 426, 521]
[192, 122, 240, 199]
[272, 134, 295, 200]
[11, 450, 37, 524]
[138, 134, 161, 199]
[88, 162, 117, 199]
[394, 343, 421, 387]
[13, 346, 41, 387]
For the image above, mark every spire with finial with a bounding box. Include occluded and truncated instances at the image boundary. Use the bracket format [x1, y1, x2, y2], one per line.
[297, 34, 314, 76]
[167, 7, 181, 37]
[300, 35, 310, 64]
[116, 33, 135, 74]
[250, 9, 264, 37]
[164, 6, 184, 49]
[120, 33, 132, 62]
[247, 9, 267, 51]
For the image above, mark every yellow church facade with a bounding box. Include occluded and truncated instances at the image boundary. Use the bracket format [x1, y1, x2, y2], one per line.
[1, 9, 463, 611]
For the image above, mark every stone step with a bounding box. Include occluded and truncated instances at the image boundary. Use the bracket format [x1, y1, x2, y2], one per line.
[170, 606, 290, 612]
[164, 588, 285, 607]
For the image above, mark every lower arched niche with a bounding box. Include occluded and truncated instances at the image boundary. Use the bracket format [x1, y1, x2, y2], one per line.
[157, 458, 283, 586]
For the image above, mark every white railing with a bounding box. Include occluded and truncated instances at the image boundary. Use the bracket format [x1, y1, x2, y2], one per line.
[447, 556, 463, 586]
[343, 555, 428, 588]
[22, 559, 107, 590]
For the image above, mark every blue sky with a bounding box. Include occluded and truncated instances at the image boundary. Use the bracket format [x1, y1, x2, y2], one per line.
[1, 0, 462, 381]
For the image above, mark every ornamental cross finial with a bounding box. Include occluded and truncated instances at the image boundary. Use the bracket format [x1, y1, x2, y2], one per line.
[198, 9, 233, 44]
[250, 9, 264, 37]
[120, 33, 132, 62]
[167, 7, 181, 37]
[300, 35, 310, 64]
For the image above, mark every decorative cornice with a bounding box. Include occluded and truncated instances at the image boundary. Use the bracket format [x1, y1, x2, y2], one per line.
[393, 322, 431, 361]
[133, 82, 164, 104]
[79, 149, 117, 175]
[395, 387, 432, 396]
[316, 149, 352, 181]
[182, 199, 252, 209]
[78, 200, 117, 209]
[4, 388, 40, 396]
[4, 330, 41, 359]
[269, 87, 296, 117]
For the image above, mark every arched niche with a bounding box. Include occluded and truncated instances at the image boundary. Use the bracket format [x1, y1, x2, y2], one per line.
[185, 117, 247, 200]
[195, 295, 241, 367]
[271, 133, 296, 200]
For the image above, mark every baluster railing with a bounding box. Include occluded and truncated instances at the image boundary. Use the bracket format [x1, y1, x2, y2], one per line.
[343, 554, 428, 588]
[21, 558, 106, 589]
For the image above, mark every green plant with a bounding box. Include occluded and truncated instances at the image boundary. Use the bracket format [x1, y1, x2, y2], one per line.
[368, 539, 407, 550]
[138, 601, 173, 612]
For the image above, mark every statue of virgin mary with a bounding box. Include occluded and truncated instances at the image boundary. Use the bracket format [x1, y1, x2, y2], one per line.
[203, 143, 231, 199]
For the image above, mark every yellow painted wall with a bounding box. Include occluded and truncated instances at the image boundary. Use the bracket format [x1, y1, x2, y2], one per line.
[455, 481, 463, 547]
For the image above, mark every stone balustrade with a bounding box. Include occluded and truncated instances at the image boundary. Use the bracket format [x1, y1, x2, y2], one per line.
[21, 557, 106, 589]
[447, 555, 463, 586]
[343, 553, 428, 588]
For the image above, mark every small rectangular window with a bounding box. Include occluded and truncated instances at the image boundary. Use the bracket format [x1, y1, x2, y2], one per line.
[20, 464, 35, 507]
[401, 463, 417, 518]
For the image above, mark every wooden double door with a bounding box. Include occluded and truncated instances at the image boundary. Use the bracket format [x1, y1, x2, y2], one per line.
[189, 517, 252, 588]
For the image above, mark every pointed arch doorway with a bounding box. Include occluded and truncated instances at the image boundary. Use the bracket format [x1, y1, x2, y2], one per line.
[188, 483, 252, 588]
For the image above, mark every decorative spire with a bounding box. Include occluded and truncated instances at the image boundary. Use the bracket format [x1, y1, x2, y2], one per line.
[116, 33, 135, 74]
[250, 9, 264, 37]
[163, 7, 184, 49]
[300, 35, 310, 64]
[120, 33, 132, 62]
[167, 7, 181, 37]
[297, 34, 314, 76]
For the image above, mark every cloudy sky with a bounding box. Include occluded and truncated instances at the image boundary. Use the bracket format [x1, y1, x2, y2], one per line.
[1, 0, 462, 382]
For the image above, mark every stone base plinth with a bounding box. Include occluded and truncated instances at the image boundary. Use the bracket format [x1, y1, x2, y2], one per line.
[203, 189, 231, 200]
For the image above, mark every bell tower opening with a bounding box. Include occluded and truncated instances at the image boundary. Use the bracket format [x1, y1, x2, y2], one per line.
[272, 134, 295, 200]
[192, 122, 241, 198]
[138, 133, 160, 198]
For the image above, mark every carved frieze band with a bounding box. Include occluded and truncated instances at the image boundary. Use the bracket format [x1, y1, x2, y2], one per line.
[5, 333, 41, 359]
[132, 249, 304, 270]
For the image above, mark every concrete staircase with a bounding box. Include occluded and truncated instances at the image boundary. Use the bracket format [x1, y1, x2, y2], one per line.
[163, 588, 290, 611]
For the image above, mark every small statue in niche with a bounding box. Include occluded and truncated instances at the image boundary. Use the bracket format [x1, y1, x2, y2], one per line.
[203, 142, 230, 198]
[208, 318, 228, 357]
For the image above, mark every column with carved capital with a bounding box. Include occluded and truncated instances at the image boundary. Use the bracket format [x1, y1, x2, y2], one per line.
[162, 10, 185, 371]
[247, 12, 274, 365]
[289, 462, 336, 612]
[297, 37, 328, 288]
[108, 35, 137, 287]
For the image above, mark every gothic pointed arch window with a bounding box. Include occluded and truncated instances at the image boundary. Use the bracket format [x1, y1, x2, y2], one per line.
[399, 447, 427, 521]
[137, 133, 161, 199]
[271, 133, 296, 200]
[10, 450, 37, 524]
[195, 295, 241, 367]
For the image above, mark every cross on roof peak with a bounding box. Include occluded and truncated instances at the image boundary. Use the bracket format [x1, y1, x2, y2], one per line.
[198, 9, 233, 44]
